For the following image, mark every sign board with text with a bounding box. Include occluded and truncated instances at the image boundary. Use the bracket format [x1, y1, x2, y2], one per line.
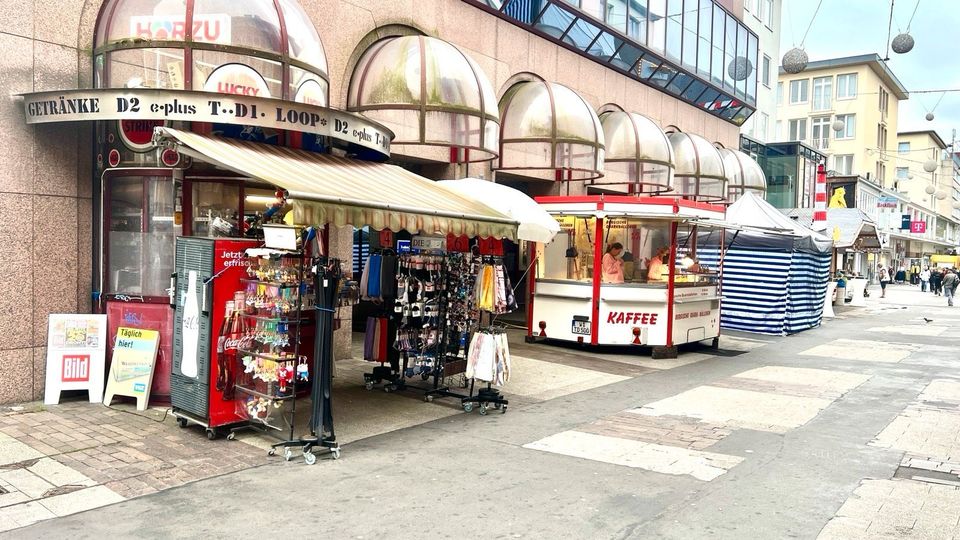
[44, 314, 108, 405]
[103, 327, 161, 411]
[411, 235, 446, 252]
[910, 221, 927, 234]
[18, 88, 392, 157]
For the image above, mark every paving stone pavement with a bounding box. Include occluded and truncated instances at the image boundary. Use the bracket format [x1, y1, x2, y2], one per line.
[0, 402, 266, 531]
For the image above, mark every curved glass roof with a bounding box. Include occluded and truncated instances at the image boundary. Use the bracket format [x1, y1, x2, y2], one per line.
[668, 131, 727, 203]
[347, 35, 500, 162]
[595, 107, 674, 194]
[719, 148, 766, 202]
[497, 77, 604, 181]
[94, 0, 328, 104]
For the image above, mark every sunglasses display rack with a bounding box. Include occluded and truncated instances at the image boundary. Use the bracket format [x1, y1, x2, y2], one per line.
[377, 252, 474, 403]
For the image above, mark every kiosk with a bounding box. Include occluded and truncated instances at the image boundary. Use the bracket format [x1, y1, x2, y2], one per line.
[528, 195, 728, 358]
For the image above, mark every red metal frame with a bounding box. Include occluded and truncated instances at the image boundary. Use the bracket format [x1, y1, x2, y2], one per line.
[666, 221, 678, 348]
[535, 195, 726, 214]
[526, 241, 536, 338]
[590, 216, 604, 345]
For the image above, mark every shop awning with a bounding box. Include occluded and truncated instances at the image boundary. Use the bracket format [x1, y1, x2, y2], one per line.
[153, 128, 518, 239]
[785, 208, 882, 250]
[436, 178, 560, 243]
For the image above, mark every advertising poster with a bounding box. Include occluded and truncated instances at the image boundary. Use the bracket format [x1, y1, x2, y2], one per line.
[44, 314, 108, 405]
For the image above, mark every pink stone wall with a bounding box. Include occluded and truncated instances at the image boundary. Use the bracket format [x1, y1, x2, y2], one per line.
[0, 0, 744, 403]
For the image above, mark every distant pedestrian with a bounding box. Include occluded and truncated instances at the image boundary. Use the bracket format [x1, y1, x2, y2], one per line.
[877, 264, 890, 299]
[896, 265, 907, 284]
[943, 269, 959, 307]
[932, 268, 944, 295]
[920, 267, 931, 292]
[911, 263, 920, 285]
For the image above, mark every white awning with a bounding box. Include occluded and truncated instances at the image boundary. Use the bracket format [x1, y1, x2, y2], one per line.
[153, 128, 519, 239]
[437, 178, 560, 243]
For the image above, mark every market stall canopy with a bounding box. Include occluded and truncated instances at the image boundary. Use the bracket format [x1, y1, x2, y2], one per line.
[594, 106, 674, 194]
[436, 178, 560, 243]
[667, 132, 727, 203]
[719, 149, 766, 202]
[785, 208, 881, 250]
[347, 35, 499, 162]
[726, 192, 831, 253]
[153, 128, 518, 239]
[496, 75, 605, 181]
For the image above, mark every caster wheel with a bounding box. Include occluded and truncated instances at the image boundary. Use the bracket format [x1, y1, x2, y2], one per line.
[365, 381, 374, 390]
[226, 432, 236, 441]
[479, 405, 488, 416]
[494, 403, 502, 410]
[463, 402, 474, 413]
[268, 448, 276, 456]
[177, 417, 188, 428]
[331, 448, 341, 460]
[424, 395, 434, 403]
[284, 448, 293, 462]
[303, 451, 317, 465]
[421, 373, 430, 381]
[502, 405, 507, 414]
[384, 386, 392, 393]
[206, 429, 218, 440]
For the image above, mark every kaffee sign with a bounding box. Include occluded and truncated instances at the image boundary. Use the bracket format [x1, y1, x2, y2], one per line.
[19, 88, 393, 157]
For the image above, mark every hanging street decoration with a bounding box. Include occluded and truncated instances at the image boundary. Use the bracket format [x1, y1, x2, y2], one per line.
[782, 48, 809, 74]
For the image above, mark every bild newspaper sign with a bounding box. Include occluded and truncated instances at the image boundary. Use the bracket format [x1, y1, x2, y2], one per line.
[19, 88, 392, 157]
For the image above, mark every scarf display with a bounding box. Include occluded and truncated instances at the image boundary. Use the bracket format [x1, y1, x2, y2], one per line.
[466, 330, 511, 386]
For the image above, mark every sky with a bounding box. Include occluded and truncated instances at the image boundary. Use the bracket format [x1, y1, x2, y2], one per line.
[780, 0, 960, 145]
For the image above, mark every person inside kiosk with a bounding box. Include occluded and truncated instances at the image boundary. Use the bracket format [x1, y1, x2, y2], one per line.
[544, 216, 717, 287]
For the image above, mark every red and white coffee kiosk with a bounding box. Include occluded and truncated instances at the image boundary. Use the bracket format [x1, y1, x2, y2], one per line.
[527, 195, 728, 358]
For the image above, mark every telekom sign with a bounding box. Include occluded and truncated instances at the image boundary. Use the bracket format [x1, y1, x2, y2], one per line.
[910, 221, 927, 234]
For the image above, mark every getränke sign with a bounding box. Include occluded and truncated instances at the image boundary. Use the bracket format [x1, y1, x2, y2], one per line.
[19, 88, 392, 157]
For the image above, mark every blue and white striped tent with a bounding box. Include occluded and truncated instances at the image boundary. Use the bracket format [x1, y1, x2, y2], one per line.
[697, 193, 832, 336]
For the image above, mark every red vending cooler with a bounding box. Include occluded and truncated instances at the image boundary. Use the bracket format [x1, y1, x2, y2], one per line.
[171, 237, 258, 438]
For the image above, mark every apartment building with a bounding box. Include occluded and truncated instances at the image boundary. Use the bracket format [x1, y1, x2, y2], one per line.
[775, 54, 908, 188]
[892, 131, 960, 256]
[740, 0, 780, 143]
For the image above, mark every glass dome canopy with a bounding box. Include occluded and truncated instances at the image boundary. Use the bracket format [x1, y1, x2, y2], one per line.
[496, 76, 604, 181]
[719, 148, 766, 202]
[595, 105, 674, 194]
[667, 131, 727, 203]
[347, 35, 500, 162]
[93, 0, 329, 104]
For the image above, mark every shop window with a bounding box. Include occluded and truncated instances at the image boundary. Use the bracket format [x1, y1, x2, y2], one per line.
[675, 223, 721, 286]
[541, 217, 673, 285]
[108, 48, 185, 89]
[107, 175, 176, 297]
[191, 182, 241, 237]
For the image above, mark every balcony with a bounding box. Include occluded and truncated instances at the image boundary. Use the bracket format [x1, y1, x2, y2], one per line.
[464, 0, 757, 126]
[812, 138, 829, 151]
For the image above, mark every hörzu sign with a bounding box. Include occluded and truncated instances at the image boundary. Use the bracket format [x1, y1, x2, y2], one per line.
[19, 88, 393, 157]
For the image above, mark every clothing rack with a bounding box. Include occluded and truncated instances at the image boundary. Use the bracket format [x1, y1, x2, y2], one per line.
[461, 323, 509, 415]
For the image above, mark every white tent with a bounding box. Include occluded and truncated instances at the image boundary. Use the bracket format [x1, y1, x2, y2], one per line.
[698, 192, 832, 335]
[437, 178, 561, 243]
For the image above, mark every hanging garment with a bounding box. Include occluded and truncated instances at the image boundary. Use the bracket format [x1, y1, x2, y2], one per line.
[363, 316, 377, 360]
[477, 265, 496, 311]
[367, 253, 382, 299]
[360, 255, 372, 300]
[503, 270, 518, 313]
[494, 265, 507, 314]
[380, 253, 397, 298]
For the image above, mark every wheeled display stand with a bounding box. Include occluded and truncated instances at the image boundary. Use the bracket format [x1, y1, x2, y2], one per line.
[269, 254, 341, 464]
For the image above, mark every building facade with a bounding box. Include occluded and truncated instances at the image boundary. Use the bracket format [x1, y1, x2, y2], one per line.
[0, 0, 758, 404]
[775, 54, 908, 188]
[740, 0, 780, 143]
